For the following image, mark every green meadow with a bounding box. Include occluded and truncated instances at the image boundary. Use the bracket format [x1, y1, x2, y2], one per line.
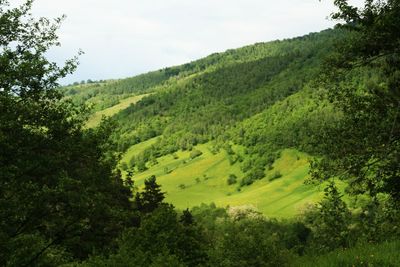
[121, 142, 324, 217]
[86, 93, 150, 127]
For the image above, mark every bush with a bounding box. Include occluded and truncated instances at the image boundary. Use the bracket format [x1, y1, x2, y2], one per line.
[354, 197, 400, 243]
[227, 205, 263, 221]
[120, 162, 128, 171]
[269, 171, 282, 181]
[81, 205, 207, 267]
[227, 174, 237, 185]
[208, 219, 293, 267]
[224, 144, 235, 155]
[129, 156, 136, 168]
[136, 160, 147, 172]
[302, 182, 352, 253]
[190, 149, 203, 159]
[240, 159, 253, 173]
[240, 176, 254, 186]
[179, 184, 186, 189]
[228, 154, 238, 165]
[240, 167, 265, 186]
[164, 167, 172, 174]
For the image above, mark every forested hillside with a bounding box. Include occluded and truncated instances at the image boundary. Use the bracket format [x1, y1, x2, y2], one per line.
[2, 0, 399, 266]
[63, 29, 349, 214]
[107, 30, 342, 152]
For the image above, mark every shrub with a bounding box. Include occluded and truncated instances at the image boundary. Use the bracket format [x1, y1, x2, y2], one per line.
[129, 156, 136, 168]
[190, 149, 203, 159]
[164, 167, 172, 174]
[240, 159, 253, 172]
[269, 171, 282, 181]
[208, 219, 293, 267]
[227, 174, 237, 185]
[136, 160, 147, 172]
[302, 182, 352, 253]
[240, 167, 265, 186]
[227, 205, 263, 221]
[120, 162, 128, 171]
[179, 184, 186, 189]
[240, 176, 254, 186]
[228, 154, 238, 165]
[82, 205, 207, 267]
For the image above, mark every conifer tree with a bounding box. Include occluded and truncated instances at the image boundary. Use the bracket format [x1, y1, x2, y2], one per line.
[135, 175, 165, 213]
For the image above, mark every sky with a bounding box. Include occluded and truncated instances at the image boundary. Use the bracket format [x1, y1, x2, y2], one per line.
[24, 0, 364, 84]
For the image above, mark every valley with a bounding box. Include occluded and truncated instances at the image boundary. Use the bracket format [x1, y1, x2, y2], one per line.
[4, 1, 400, 265]
[62, 29, 346, 217]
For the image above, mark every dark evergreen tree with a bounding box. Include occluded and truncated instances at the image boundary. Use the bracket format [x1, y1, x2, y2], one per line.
[180, 209, 194, 226]
[134, 175, 165, 213]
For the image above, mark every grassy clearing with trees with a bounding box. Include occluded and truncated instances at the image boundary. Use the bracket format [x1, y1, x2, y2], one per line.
[86, 93, 151, 128]
[123, 144, 321, 217]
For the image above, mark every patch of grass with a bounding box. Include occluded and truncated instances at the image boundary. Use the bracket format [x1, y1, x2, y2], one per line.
[292, 240, 400, 267]
[86, 93, 150, 127]
[119, 137, 159, 167]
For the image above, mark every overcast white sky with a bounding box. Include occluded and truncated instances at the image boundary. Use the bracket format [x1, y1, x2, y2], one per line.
[24, 0, 364, 84]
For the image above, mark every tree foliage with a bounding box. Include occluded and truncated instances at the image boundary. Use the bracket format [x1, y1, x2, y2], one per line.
[311, 0, 400, 201]
[303, 182, 352, 252]
[134, 175, 165, 214]
[0, 1, 133, 265]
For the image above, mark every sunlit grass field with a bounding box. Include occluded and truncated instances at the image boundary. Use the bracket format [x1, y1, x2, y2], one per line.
[121, 142, 325, 218]
[86, 93, 150, 127]
[97, 95, 329, 218]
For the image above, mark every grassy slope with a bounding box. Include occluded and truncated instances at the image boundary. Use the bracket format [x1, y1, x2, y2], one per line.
[292, 240, 400, 266]
[122, 142, 324, 218]
[120, 137, 159, 164]
[86, 94, 150, 127]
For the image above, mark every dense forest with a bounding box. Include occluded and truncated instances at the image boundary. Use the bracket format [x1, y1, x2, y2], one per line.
[1, 0, 399, 266]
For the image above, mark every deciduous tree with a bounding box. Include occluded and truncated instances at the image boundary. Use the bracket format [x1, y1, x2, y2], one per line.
[0, 1, 133, 265]
[311, 0, 400, 201]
